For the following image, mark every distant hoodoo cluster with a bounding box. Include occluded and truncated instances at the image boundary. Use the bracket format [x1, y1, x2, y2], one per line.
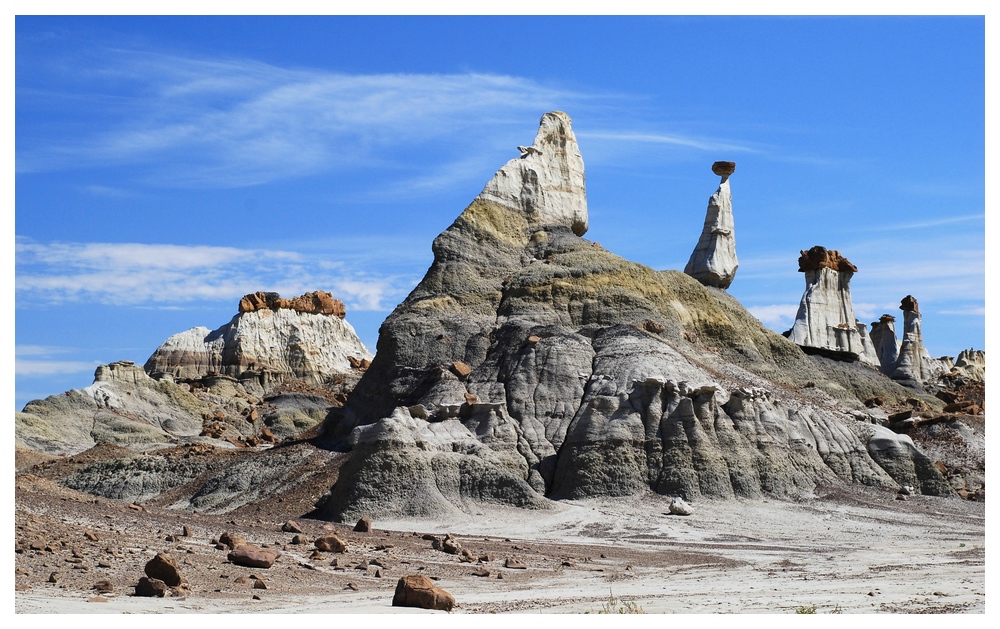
[684, 161, 739, 289]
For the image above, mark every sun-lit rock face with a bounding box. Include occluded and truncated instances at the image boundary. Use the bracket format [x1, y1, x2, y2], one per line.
[477, 111, 588, 237]
[786, 246, 868, 360]
[684, 161, 738, 289]
[144, 291, 371, 386]
[316, 114, 946, 522]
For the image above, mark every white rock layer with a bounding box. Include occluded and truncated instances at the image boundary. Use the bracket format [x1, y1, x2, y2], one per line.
[788, 266, 865, 358]
[684, 173, 738, 289]
[478, 111, 588, 236]
[146, 308, 372, 385]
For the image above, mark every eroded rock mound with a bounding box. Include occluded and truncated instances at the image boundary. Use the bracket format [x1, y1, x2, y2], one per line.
[318, 112, 947, 522]
[15, 361, 207, 455]
[145, 291, 371, 386]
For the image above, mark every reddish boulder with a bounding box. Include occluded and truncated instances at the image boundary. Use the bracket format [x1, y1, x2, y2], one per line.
[144, 552, 182, 586]
[219, 531, 246, 550]
[228, 545, 281, 569]
[354, 515, 373, 533]
[134, 577, 169, 597]
[315, 535, 347, 553]
[392, 575, 456, 612]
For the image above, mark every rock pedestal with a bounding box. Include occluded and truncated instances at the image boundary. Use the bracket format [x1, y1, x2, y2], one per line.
[684, 162, 738, 289]
[786, 246, 865, 359]
[890, 296, 944, 388]
[869, 314, 901, 374]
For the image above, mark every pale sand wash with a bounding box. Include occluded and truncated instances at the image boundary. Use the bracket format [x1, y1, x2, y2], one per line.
[15, 488, 984, 614]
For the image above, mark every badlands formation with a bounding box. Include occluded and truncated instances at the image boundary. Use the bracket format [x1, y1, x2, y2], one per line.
[14, 112, 985, 613]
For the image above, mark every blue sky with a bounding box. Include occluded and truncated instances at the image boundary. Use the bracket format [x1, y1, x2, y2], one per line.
[12, 14, 986, 411]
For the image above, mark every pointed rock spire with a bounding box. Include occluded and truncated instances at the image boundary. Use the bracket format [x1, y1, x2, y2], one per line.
[684, 161, 738, 289]
[477, 111, 588, 236]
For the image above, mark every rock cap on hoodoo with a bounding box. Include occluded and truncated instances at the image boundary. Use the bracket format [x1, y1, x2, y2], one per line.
[900, 295, 919, 313]
[797, 246, 858, 274]
[711, 161, 736, 177]
[238, 290, 346, 318]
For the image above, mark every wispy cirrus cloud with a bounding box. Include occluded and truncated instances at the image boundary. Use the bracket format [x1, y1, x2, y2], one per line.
[579, 131, 759, 154]
[18, 48, 585, 188]
[15, 237, 415, 312]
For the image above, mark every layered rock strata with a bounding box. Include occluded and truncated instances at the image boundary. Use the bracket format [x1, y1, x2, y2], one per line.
[145, 291, 371, 386]
[317, 113, 949, 521]
[684, 161, 738, 289]
[786, 246, 871, 361]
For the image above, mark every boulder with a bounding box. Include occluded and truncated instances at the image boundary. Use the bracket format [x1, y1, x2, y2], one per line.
[134, 577, 169, 597]
[684, 161, 738, 289]
[315, 535, 347, 553]
[219, 532, 246, 550]
[144, 552, 182, 586]
[668, 497, 694, 516]
[391, 575, 456, 612]
[354, 515, 372, 533]
[227, 545, 281, 569]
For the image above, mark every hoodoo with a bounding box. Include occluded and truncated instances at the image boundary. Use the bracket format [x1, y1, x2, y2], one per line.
[786, 246, 877, 363]
[684, 161, 739, 289]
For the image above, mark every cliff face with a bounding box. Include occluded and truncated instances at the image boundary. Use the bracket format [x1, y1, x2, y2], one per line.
[317, 113, 948, 521]
[145, 291, 371, 386]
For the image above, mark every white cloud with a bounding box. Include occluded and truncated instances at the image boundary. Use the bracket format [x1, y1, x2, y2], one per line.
[937, 307, 986, 316]
[580, 131, 758, 154]
[15, 238, 414, 312]
[747, 304, 798, 328]
[18, 49, 586, 188]
[16, 359, 101, 376]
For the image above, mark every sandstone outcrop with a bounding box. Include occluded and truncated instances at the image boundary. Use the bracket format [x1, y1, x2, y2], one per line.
[144, 291, 371, 386]
[951, 349, 985, 382]
[684, 161, 738, 289]
[480, 111, 588, 237]
[868, 314, 900, 374]
[786, 246, 873, 362]
[238, 290, 346, 317]
[317, 113, 948, 522]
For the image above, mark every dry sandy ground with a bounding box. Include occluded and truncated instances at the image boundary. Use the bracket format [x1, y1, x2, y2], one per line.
[13, 475, 985, 615]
